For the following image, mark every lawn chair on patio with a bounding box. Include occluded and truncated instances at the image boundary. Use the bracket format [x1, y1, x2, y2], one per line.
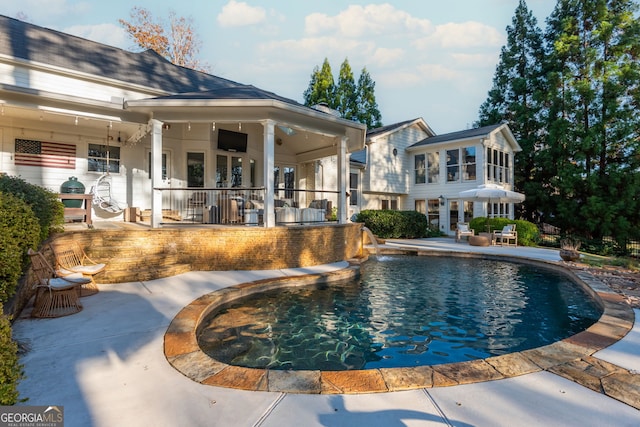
[493, 224, 518, 246]
[49, 241, 105, 296]
[28, 249, 91, 318]
[456, 222, 475, 243]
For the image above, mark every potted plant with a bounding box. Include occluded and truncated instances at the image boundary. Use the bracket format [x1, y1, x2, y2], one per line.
[559, 238, 581, 262]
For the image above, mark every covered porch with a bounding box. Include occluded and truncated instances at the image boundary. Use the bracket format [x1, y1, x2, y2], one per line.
[126, 90, 366, 228]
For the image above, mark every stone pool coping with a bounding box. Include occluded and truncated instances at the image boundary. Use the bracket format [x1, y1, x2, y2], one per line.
[164, 254, 638, 407]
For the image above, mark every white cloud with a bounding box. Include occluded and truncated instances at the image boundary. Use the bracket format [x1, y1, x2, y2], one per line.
[371, 47, 405, 67]
[305, 4, 432, 38]
[258, 37, 374, 62]
[65, 24, 128, 49]
[450, 52, 500, 68]
[414, 21, 504, 50]
[217, 0, 266, 28]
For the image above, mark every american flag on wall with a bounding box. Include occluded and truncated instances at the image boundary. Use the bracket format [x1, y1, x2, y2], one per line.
[15, 139, 76, 169]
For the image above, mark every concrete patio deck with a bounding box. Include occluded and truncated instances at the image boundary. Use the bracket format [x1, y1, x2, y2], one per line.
[12, 238, 640, 426]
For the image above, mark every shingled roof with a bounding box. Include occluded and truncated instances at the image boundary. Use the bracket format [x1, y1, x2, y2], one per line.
[147, 85, 303, 106]
[409, 124, 504, 148]
[0, 14, 242, 94]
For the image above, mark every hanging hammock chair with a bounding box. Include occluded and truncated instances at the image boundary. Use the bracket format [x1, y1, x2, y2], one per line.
[90, 126, 127, 214]
[91, 174, 127, 213]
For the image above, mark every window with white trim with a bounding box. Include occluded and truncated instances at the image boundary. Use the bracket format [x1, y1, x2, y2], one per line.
[487, 147, 510, 184]
[414, 154, 426, 184]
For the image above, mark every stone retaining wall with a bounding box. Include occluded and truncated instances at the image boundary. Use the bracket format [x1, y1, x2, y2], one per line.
[9, 223, 364, 319]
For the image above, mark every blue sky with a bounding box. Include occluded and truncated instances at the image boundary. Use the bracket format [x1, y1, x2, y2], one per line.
[1, 0, 557, 133]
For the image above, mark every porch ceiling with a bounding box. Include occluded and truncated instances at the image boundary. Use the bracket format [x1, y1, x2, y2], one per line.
[125, 99, 366, 158]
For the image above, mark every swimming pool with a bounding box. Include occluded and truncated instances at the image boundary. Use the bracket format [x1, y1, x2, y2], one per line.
[197, 256, 602, 371]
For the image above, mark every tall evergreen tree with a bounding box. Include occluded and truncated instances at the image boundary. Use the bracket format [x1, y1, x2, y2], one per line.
[356, 67, 383, 128]
[303, 60, 383, 127]
[477, 0, 546, 222]
[542, 0, 640, 242]
[303, 58, 336, 108]
[336, 59, 359, 121]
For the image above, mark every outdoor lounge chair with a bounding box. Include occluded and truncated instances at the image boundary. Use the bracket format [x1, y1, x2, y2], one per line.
[493, 224, 517, 246]
[456, 222, 475, 242]
[49, 241, 105, 296]
[27, 249, 91, 318]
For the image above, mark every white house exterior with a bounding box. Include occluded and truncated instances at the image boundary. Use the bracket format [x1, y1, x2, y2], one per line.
[348, 120, 522, 236]
[0, 16, 366, 228]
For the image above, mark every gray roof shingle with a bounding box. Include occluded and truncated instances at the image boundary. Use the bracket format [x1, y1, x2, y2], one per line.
[409, 124, 503, 148]
[0, 15, 242, 94]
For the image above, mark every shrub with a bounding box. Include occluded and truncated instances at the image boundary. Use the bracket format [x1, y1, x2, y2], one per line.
[0, 192, 40, 302]
[354, 210, 433, 239]
[0, 313, 24, 405]
[0, 175, 64, 241]
[469, 217, 540, 246]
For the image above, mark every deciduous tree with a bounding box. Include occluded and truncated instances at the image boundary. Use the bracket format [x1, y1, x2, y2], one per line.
[119, 7, 209, 72]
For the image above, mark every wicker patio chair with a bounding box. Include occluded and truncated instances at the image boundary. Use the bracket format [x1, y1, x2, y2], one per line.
[27, 249, 90, 318]
[49, 241, 105, 296]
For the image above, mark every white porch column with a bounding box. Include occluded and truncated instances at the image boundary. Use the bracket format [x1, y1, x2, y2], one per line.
[262, 120, 276, 227]
[150, 119, 163, 228]
[337, 136, 348, 224]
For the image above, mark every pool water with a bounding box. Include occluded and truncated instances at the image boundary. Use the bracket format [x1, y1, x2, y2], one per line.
[197, 256, 602, 371]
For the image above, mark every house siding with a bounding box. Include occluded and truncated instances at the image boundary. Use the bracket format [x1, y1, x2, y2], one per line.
[362, 123, 430, 210]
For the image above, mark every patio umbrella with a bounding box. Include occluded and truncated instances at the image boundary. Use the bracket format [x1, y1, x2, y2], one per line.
[458, 185, 525, 221]
[458, 185, 526, 204]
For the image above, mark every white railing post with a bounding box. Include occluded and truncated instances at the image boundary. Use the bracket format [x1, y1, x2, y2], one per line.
[151, 119, 163, 228]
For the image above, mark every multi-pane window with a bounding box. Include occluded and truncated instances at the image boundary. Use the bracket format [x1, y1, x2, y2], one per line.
[428, 199, 439, 229]
[349, 172, 359, 206]
[446, 147, 475, 182]
[487, 147, 510, 184]
[416, 153, 439, 184]
[446, 149, 459, 182]
[488, 202, 510, 218]
[381, 199, 398, 210]
[462, 147, 476, 181]
[89, 143, 120, 173]
[414, 154, 426, 184]
[427, 152, 439, 183]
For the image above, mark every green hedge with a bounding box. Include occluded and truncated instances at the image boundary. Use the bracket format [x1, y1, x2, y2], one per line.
[354, 210, 437, 239]
[0, 314, 24, 405]
[0, 192, 40, 302]
[0, 175, 64, 241]
[468, 217, 540, 246]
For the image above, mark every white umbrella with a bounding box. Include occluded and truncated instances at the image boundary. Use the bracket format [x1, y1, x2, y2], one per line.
[458, 185, 525, 203]
[458, 185, 525, 220]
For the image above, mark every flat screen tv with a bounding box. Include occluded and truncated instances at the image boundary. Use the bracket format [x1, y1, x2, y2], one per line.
[217, 129, 248, 152]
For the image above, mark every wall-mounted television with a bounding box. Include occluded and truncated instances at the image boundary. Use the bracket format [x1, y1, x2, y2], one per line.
[217, 129, 248, 152]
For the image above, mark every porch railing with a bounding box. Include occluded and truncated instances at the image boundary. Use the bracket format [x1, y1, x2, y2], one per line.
[154, 187, 338, 226]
